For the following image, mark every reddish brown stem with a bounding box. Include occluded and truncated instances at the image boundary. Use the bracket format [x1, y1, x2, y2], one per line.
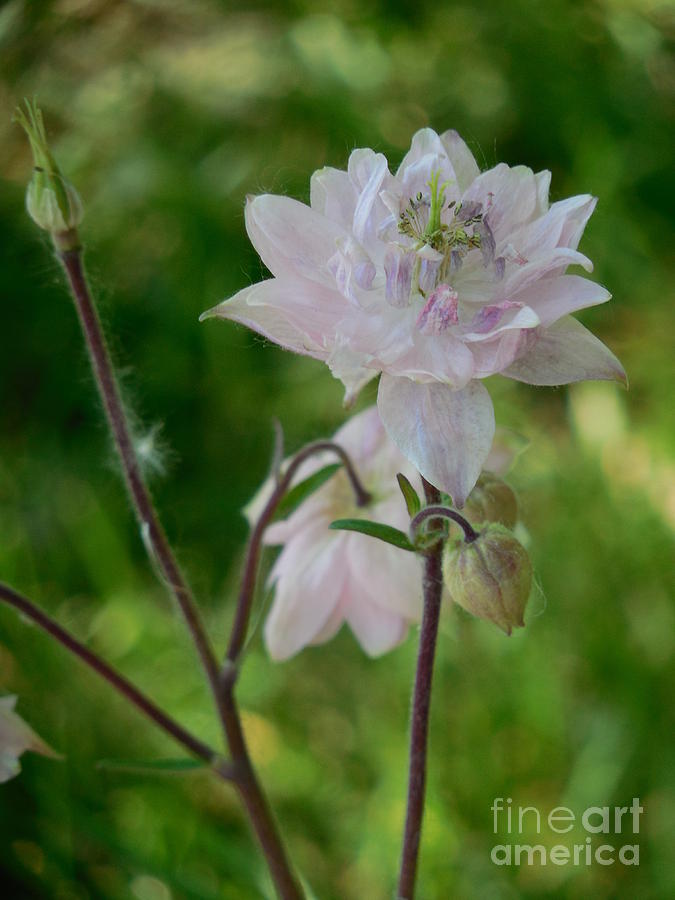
[225, 439, 371, 667]
[0, 583, 221, 768]
[58, 249, 304, 899]
[397, 479, 444, 899]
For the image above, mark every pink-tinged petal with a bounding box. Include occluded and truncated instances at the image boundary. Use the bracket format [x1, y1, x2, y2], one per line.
[343, 596, 409, 656]
[469, 329, 531, 377]
[348, 534, 423, 620]
[463, 164, 538, 237]
[310, 599, 346, 645]
[201, 278, 346, 358]
[440, 130, 481, 192]
[245, 194, 348, 284]
[461, 301, 540, 342]
[327, 338, 378, 405]
[384, 250, 414, 307]
[327, 237, 377, 307]
[503, 246, 593, 296]
[511, 195, 596, 257]
[514, 274, 611, 327]
[378, 375, 495, 505]
[348, 149, 392, 254]
[503, 316, 628, 387]
[310, 166, 358, 228]
[396, 128, 446, 177]
[416, 284, 459, 335]
[389, 330, 475, 388]
[265, 533, 348, 660]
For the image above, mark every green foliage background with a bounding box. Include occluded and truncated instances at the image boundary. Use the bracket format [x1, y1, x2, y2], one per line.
[0, 1, 673, 898]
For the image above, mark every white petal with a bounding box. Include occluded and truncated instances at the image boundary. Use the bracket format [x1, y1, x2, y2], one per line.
[463, 163, 538, 237]
[245, 194, 348, 284]
[264, 534, 348, 660]
[348, 534, 423, 620]
[439, 130, 481, 192]
[343, 596, 409, 656]
[534, 170, 552, 215]
[503, 316, 627, 386]
[396, 128, 446, 177]
[514, 274, 611, 327]
[310, 166, 357, 228]
[377, 375, 496, 506]
[201, 277, 346, 358]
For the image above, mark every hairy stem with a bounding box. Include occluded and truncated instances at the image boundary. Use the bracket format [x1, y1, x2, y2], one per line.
[58, 249, 304, 899]
[0, 583, 222, 768]
[59, 249, 222, 709]
[225, 439, 371, 667]
[398, 479, 444, 899]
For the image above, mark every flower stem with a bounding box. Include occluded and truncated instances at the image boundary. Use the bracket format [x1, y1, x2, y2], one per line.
[410, 504, 479, 544]
[397, 479, 444, 900]
[58, 249, 223, 716]
[58, 248, 305, 899]
[0, 583, 222, 769]
[225, 439, 371, 667]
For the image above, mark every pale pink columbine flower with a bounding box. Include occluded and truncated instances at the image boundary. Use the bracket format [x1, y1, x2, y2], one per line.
[203, 129, 625, 505]
[0, 695, 59, 783]
[246, 406, 424, 660]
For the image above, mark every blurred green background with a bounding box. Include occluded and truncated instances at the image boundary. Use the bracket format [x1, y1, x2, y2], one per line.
[0, 0, 673, 898]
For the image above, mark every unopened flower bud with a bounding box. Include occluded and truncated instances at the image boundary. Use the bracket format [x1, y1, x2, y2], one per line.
[14, 99, 83, 249]
[443, 523, 532, 635]
[464, 472, 518, 529]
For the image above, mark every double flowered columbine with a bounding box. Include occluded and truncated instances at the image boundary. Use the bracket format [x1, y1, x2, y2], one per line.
[0, 695, 58, 784]
[203, 128, 626, 505]
[247, 407, 424, 660]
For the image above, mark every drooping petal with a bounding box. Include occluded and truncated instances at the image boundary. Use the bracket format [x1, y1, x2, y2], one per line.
[388, 329, 475, 388]
[377, 375, 496, 505]
[343, 595, 409, 656]
[264, 533, 348, 660]
[245, 194, 348, 285]
[348, 533, 423, 620]
[440, 130, 481, 192]
[503, 316, 628, 386]
[201, 277, 346, 358]
[514, 274, 611, 327]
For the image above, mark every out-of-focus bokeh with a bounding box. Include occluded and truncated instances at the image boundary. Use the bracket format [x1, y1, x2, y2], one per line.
[1, 1, 673, 898]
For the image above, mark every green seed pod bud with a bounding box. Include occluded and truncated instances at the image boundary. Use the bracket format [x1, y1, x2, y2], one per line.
[14, 99, 83, 250]
[463, 472, 518, 529]
[443, 523, 532, 635]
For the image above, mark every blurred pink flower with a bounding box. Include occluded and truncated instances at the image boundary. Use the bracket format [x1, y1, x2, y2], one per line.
[204, 129, 625, 504]
[247, 406, 424, 660]
[0, 695, 59, 784]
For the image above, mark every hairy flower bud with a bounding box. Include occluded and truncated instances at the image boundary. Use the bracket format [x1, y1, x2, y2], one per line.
[463, 472, 518, 529]
[14, 99, 82, 249]
[443, 524, 532, 634]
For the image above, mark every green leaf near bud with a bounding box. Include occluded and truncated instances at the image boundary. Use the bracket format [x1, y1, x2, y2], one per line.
[329, 518, 415, 551]
[443, 523, 532, 635]
[396, 472, 422, 517]
[463, 473, 518, 529]
[275, 463, 342, 518]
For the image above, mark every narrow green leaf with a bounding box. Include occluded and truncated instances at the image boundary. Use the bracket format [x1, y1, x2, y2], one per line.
[276, 463, 341, 517]
[329, 518, 415, 551]
[396, 472, 421, 517]
[96, 757, 207, 775]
